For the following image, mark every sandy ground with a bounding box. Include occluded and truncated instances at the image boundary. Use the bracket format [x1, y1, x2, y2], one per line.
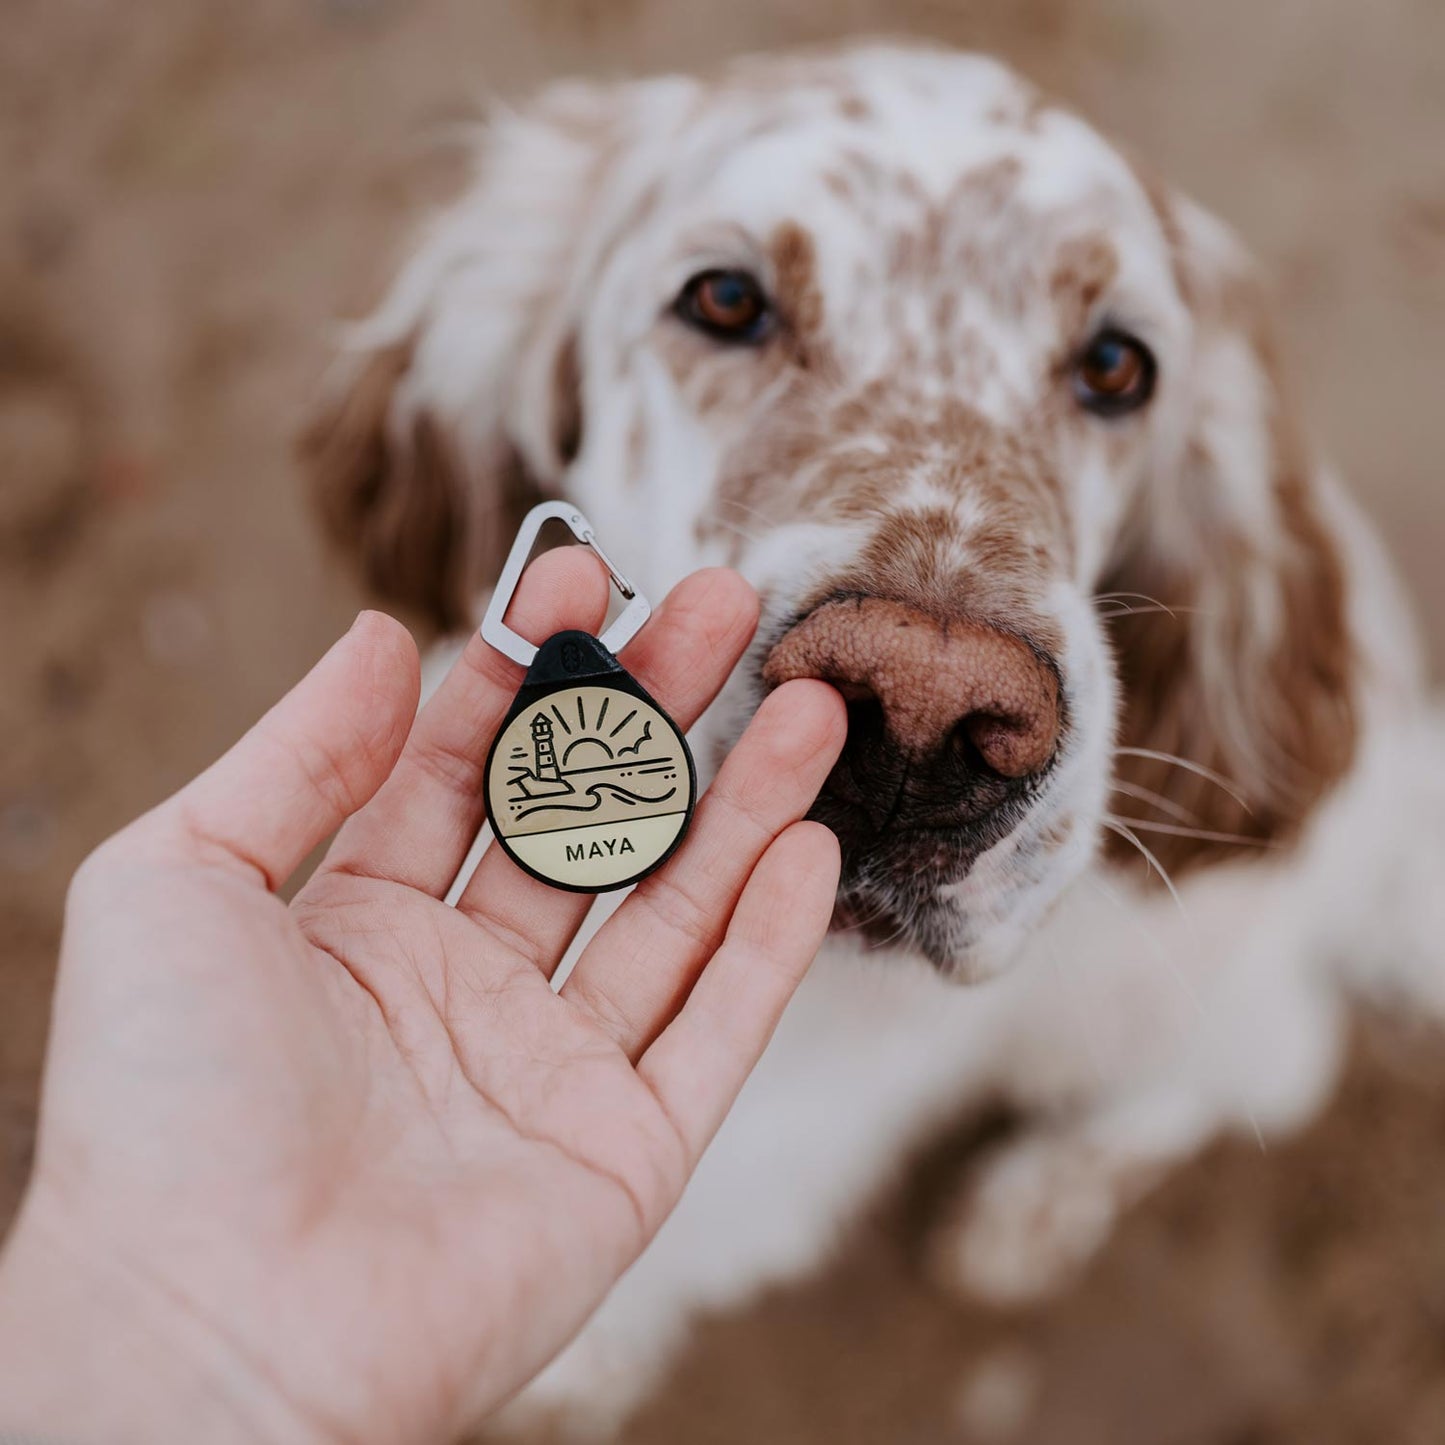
[2, 1, 1443, 1440]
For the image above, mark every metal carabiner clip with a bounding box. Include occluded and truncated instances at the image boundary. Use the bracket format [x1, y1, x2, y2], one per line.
[480, 501, 652, 668]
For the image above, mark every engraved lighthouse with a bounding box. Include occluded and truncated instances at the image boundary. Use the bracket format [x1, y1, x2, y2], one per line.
[531, 712, 561, 782]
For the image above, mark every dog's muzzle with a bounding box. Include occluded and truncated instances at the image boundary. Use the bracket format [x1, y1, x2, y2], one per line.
[763, 595, 1062, 924]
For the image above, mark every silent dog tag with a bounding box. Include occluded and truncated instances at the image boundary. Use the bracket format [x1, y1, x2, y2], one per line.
[480, 502, 697, 893]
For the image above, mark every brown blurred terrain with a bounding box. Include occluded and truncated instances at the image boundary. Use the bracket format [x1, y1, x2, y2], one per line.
[2, 2, 1444, 1441]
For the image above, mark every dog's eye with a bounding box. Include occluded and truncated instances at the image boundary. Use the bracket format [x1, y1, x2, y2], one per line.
[676, 270, 773, 343]
[1072, 330, 1156, 416]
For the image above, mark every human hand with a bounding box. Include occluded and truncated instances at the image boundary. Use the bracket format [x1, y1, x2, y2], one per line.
[0, 551, 845, 1445]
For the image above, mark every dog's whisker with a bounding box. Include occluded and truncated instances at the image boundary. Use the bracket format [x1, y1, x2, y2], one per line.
[834, 893, 894, 935]
[830, 873, 901, 937]
[1109, 780, 1200, 825]
[1095, 594, 1177, 619]
[711, 518, 766, 547]
[1096, 603, 1201, 621]
[1113, 747, 1253, 815]
[717, 497, 778, 531]
[1105, 814, 1278, 849]
[1094, 592, 1212, 622]
[707, 506, 768, 541]
[1102, 819, 1193, 934]
[1092, 590, 1179, 612]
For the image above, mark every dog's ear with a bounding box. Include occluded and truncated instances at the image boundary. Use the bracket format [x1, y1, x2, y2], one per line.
[300, 82, 638, 630]
[1101, 198, 1358, 874]
[302, 339, 531, 630]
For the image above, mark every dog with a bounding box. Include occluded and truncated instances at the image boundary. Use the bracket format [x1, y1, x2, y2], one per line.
[303, 42, 1442, 1436]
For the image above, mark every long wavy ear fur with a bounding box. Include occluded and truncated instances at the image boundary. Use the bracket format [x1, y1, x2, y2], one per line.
[298, 82, 634, 631]
[302, 342, 540, 631]
[1101, 198, 1358, 875]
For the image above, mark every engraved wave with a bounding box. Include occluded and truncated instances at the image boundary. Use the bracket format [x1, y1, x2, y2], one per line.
[514, 780, 677, 822]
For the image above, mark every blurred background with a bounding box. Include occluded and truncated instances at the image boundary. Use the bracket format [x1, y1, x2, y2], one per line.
[2, 1, 1443, 1441]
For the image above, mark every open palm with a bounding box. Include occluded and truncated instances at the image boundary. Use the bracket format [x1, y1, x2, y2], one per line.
[1, 551, 844, 1445]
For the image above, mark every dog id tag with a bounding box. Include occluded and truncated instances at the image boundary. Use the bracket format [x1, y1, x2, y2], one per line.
[480, 502, 697, 893]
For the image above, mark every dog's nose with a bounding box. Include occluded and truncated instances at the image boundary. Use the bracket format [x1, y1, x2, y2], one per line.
[763, 596, 1060, 783]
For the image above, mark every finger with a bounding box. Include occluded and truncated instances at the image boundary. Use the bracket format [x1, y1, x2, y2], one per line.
[454, 567, 760, 974]
[638, 821, 840, 1164]
[313, 546, 611, 897]
[133, 612, 419, 889]
[560, 679, 846, 1056]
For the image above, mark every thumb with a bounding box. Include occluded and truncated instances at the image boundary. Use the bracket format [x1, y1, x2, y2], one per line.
[134, 611, 421, 890]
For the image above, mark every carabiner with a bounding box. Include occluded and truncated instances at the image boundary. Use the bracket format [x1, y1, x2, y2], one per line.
[479, 501, 652, 667]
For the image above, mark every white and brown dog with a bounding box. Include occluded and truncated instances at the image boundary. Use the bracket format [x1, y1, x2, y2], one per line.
[305, 42, 1442, 1436]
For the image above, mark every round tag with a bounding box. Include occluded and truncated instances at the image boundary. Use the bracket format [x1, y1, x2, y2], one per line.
[483, 636, 696, 893]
